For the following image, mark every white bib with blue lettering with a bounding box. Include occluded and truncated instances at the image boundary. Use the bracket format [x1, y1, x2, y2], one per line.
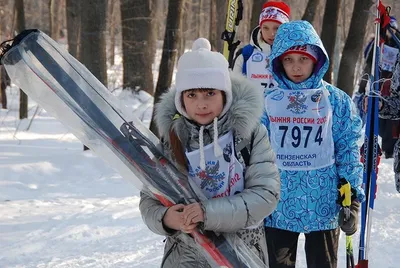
[381, 44, 399, 72]
[246, 50, 278, 93]
[186, 131, 244, 199]
[265, 87, 334, 170]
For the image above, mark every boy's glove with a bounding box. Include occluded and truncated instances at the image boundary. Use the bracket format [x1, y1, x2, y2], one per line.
[338, 200, 360, 236]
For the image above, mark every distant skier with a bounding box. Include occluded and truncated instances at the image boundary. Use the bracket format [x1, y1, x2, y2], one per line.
[233, 1, 291, 93]
[354, 16, 400, 159]
[376, 52, 400, 193]
[361, 16, 400, 193]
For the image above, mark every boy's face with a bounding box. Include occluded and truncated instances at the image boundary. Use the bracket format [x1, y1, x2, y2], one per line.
[281, 53, 315, 83]
[261, 21, 281, 45]
[182, 89, 224, 125]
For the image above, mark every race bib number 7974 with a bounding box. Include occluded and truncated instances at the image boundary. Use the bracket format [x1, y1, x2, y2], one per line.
[265, 88, 335, 170]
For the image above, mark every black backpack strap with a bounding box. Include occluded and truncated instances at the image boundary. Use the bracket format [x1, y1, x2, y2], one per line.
[232, 47, 243, 69]
[241, 44, 255, 75]
[240, 146, 251, 167]
[236, 131, 255, 167]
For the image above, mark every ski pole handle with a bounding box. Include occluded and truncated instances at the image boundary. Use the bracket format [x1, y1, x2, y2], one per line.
[338, 178, 352, 220]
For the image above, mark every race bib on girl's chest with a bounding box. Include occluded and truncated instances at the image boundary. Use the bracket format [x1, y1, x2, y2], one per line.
[265, 88, 335, 170]
[186, 131, 245, 199]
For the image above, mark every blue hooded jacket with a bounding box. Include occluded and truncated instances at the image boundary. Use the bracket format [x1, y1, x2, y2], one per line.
[262, 20, 365, 233]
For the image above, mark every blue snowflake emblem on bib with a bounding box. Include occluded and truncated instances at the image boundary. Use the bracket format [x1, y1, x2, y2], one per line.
[195, 161, 225, 193]
[287, 91, 308, 114]
[252, 52, 263, 62]
[271, 91, 284, 101]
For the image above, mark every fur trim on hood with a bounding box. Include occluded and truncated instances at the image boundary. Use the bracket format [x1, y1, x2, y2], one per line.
[154, 72, 264, 145]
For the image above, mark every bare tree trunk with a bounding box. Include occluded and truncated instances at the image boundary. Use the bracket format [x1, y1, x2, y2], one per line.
[108, 0, 116, 66]
[337, 0, 373, 96]
[341, 0, 347, 41]
[0, 18, 2, 109]
[66, 0, 80, 59]
[312, 0, 326, 34]
[14, 0, 28, 119]
[302, 0, 321, 24]
[239, 0, 251, 43]
[216, 0, 226, 53]
[178, 1, 188, 58]
[80, 0, 107, 150]
[120, 0, 155, 94]
[251, 0, 264, 30]
[150, 0, 158, 65]
[188, 1, 197, 40]
[80, 0, 107, 85]
[0, 0, 12, 39]
[49, 0, 62, 40]
[209, 0, 217, 50]
[0, 67, 8, 109]
[198, 0, 204, 37]
[153, 0, 165, 40]
[321, 0, 341, 83]
[0, 0, 9, 109]
[150, 0, 185, 136]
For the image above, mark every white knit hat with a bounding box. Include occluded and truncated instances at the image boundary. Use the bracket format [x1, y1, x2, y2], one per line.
[174, 38, 232, 119]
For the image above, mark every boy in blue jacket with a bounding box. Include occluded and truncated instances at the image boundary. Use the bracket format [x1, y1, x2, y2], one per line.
[262, 20, 365, 268]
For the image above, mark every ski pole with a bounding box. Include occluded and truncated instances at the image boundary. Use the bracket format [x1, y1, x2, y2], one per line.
[338, 178, 355, 268]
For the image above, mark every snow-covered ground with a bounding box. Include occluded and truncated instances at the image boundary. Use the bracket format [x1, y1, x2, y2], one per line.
[0, 87, 163, 268]
[1, 49, 400, 267]
[1, 88, 400, 268]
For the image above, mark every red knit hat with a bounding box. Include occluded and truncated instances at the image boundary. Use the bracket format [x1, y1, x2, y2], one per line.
[259, 1, 290, 26]
[279, 44, 319, 63]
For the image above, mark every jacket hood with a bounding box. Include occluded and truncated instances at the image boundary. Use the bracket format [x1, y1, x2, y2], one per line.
[250, 26, 271, 55]
[270, 20, 329, 89]
[154, 73, 264, 145]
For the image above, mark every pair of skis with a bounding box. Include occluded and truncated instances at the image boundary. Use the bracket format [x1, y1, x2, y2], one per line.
[355, 1, 388, 267]
[0, 30, 265, 268]
[221, 0, 243, 68]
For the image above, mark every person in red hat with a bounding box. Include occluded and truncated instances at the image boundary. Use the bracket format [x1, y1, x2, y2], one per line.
[233, 1, 290, 93]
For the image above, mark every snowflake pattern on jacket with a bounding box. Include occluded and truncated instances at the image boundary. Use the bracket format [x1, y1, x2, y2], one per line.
[261, 20, 365, 233]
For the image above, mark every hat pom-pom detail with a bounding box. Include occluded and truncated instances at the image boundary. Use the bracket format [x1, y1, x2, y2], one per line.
[192, 38, 212, 51]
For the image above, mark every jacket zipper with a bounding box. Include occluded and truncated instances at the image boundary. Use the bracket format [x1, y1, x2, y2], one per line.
[160, 241, 178, 267]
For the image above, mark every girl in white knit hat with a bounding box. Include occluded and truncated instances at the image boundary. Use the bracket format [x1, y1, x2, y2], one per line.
[139, 37, 280, 267]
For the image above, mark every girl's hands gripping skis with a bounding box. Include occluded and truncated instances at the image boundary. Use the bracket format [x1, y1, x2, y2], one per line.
[182, 203, 205, 233]
[162, 203, 205, 233]
[162, 204, 185, 231]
